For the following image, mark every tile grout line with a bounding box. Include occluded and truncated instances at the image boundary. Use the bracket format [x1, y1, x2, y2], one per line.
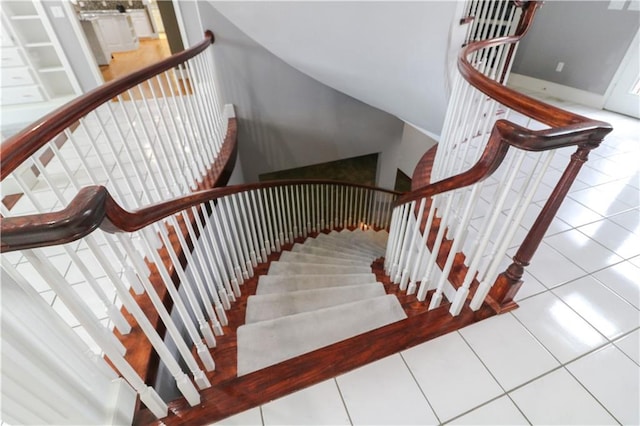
[398, 352, 442, 425]
[509, 309, 627, 424]
[333, 378, 354, 426]
[454, 327, 534, 425]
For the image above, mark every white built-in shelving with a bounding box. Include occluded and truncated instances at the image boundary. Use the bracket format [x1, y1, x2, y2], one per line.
[0, 0, 81, 127]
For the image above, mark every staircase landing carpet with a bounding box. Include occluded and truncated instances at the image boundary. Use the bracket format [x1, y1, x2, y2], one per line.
[237, 229, 406, 376]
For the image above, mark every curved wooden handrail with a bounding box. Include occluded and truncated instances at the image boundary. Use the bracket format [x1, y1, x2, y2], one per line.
[394, 118, 610, 207]
[397, 0, 612, 207]
[0, 31, 215, 181]
[0, 180, 399, 252]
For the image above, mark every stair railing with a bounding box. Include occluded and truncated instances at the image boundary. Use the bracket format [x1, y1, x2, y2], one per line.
[385, 1, 612, 315]
[1, 179, 397, 419]
[0, 31, 233, 419]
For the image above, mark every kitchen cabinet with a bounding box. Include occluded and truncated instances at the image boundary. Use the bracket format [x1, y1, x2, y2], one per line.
[95, 13, 139, 53]
[128, 9, 155, 39]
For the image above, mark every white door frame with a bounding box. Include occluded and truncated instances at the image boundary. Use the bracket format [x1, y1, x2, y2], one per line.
[61, 0, 104, 88]
[64, 0, 189, 91]
[603, 28, 640, 117]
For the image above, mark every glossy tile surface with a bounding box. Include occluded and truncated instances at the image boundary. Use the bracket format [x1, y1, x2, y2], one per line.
[519, 241, 587, 288]
[592, 261, 640, 309]
[337, 354, 438, 425]
[261, 379, 350, 425]
[509, 368, 617, 425]
[544, 229, 623, 273]
[402, 332, 502, 422]
[512, 292, 607, 363]
[447, 396, 528, 425]
[458, 314, 559, 390]
[614, 329, 640, 364]
[554, 276, 640, 340]
[567, 345, 640, 425]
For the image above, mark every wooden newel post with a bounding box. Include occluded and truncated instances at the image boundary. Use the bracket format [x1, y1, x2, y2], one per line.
[488, 142, 600, 312]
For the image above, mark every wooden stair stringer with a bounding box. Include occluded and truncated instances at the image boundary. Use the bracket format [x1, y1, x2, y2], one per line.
[134, 296, 496, 425]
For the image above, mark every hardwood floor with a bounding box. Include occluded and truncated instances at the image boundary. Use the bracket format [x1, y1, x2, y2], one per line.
[100, 36, 172, 82]
[100, 36, 192, 101]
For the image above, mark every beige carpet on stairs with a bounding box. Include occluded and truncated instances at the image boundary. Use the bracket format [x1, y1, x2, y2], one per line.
[236, 229, 406, 376]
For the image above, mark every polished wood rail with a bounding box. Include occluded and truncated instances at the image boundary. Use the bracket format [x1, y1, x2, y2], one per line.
[398, 0, 613, 311]
[0, 180, 398, 252]
[0, 31, 215, 181]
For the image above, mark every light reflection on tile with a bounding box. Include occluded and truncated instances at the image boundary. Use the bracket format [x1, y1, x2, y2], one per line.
[513, 292, 607, 363]
[593, 261, 640, 309]
[554, 276, 640, 340]
[510, 368, 617, 425]
[567, 345, 640, 425]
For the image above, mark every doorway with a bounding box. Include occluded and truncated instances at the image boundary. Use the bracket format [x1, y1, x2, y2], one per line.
[70, 0, 183, 83]
[604, 29, 640, 118]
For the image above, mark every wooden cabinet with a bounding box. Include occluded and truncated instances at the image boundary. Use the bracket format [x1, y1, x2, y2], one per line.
[0, 0, 81, 127]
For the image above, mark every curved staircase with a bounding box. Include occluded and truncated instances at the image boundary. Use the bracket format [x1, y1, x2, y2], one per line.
[237, 229, 407, 375]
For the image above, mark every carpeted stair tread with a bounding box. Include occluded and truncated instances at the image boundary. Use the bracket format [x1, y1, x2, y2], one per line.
[318, 231, 384, 251]
[268, 261, 371, 276]
[278, 251, 369, 266]
[237, 295, 407, 375]
[329, 231, 387, 254]
[245, 283, 387, 323]
[302, 239, 378, 260]
[290, 244, 372, 263]
[256, 274, 379, 295]
[305, 237, 380, 258]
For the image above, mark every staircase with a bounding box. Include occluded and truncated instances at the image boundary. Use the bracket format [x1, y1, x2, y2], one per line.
[237, 229, 407, 375]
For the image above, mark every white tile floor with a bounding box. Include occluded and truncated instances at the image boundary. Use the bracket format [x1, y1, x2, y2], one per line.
[212, 98, 640, 425]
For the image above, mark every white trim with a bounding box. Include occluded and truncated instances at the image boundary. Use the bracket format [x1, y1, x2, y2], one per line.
[603, 28, 640, 108]
[60, 0, 104, 88]
[507, 73, 605, 109]
[171, 0, 191, 47]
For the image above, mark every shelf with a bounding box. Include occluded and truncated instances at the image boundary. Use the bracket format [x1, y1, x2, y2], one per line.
[0, 0, 81, 128]
[38, 66, 65, 73]
[24, 42, 54, 48]
[10, 15, 39, 20]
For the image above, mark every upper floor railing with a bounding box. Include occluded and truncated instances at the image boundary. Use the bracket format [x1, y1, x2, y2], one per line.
[385, 1, 611, 315]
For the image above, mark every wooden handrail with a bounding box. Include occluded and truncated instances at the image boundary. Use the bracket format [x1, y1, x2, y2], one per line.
[396, 1, 612, 208]
[393, 118, 610, 207]
[0, 31, 215, 181]
[0, 180, 398, 252]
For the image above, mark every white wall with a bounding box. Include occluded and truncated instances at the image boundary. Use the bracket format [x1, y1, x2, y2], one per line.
[194, 3, 406, 183]
[211, 1, 461, 136]
[377, 122, 438, 190]
[512, 1, 640, 96]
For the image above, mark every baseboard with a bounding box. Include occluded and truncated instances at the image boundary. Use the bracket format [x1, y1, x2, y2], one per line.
[507, 73, 605, 109]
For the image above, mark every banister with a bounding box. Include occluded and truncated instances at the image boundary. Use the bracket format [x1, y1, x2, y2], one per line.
[0, 31, 215, 181]
[396, 1, 612, 208]
[393, 117, 610, 208]
[458, 3, 611, 131]
[0, 180, 399, 253]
